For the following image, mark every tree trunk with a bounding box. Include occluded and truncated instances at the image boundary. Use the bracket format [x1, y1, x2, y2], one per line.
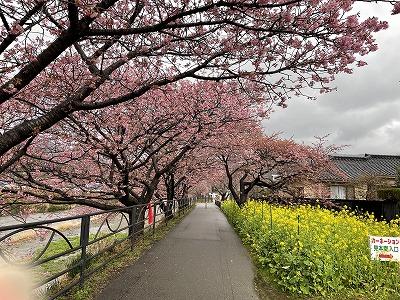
[237, 191, 249, 207]
[221, 192, 228, 202]
[178, 197, 185, 211]
[163, 172, 175, 220]
[128, 205, 147, 240]
[165, 200, 174, 220]
[158, 199, 174, 220]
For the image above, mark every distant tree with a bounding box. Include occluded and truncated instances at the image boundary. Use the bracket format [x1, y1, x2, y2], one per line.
[218, 134, 334, 206]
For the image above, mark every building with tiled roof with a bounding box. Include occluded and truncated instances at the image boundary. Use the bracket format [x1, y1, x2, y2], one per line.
[328, 154, 400, 181]
[321, 154, 400, 200]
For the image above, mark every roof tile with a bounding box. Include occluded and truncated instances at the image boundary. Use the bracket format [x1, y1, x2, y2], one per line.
[326, 154, 400, 181]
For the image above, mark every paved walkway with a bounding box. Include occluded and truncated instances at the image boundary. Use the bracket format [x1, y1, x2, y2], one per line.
[96, 203, 259, 300]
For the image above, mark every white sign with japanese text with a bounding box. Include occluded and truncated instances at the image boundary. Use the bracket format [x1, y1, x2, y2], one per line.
[370, 236, 400, 262]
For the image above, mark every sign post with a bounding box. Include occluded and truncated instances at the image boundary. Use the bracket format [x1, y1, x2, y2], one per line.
[370, 236, 400, 262]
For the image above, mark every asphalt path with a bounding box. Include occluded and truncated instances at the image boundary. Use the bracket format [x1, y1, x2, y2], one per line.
[96, 203, 259, 300]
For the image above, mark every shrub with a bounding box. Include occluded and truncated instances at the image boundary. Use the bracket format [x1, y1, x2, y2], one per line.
[222, 200, 400, 299]
[377, 188, 400, 201]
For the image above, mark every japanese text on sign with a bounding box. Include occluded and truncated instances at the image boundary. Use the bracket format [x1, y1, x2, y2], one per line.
[370, 236, 400, 262]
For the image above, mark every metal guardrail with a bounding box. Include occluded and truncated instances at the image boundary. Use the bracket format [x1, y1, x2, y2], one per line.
[0, 197, 196, 299]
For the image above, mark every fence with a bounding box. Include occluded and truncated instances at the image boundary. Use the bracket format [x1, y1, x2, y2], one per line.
[331, 198, 400, 221]
[255, 196, 400, 222]
[0, 198, 195, 299]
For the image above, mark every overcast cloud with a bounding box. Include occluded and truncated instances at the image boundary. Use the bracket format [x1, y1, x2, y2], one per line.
[263, 4, 400, 155]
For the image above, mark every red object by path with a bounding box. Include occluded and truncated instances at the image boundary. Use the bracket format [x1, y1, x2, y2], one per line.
[148, 202, 153, 225]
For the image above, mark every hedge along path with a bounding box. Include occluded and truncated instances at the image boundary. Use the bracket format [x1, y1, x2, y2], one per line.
[222, 200, 400, 299]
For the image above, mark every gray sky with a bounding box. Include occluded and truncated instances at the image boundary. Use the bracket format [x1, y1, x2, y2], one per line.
[263, 4, 400, 155]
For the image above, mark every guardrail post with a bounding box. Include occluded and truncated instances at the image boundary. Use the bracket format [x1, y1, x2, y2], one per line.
[152, 202, 156, 236]
[129, 206, 137, 250]
[165, 201, 169, 226]
[79, 215, 90, 286]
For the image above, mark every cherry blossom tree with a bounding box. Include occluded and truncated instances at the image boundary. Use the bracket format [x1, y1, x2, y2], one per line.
[211, 169, 231, 203]
[155, 152, 211, 219]
[218, 133, 335, 206]
[160, 143, 226, 212]
[0, 81, 257, 220]
[0, 0, 397, 174]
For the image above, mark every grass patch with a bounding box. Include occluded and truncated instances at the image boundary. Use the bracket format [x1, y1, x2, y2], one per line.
[35, 232, 128, 276]
[36, 236, 81, 276]
[46, 206, 194, 300]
